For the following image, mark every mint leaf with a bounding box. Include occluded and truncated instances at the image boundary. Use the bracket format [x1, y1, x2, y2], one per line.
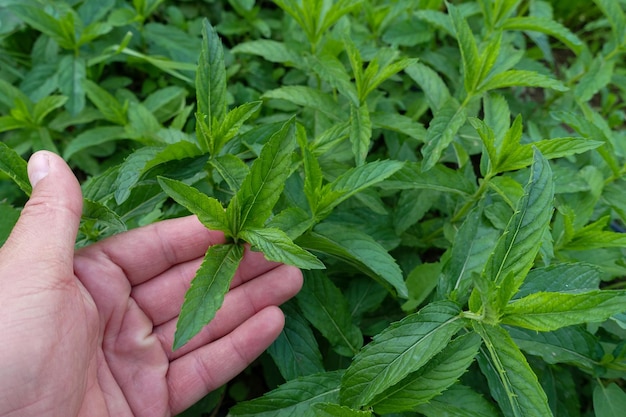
[474, 323, 552, 417]
[262, 86, 343, 120]
[209, 154, 250, 193]
[83, 79, 127, 125]
[114, 142, 203, 204]
[57, 55, 86, 115]
[594, 383, 626, 417]
[196, 19, 226, 135]
[298, 223, 408, 298]
[228, 118, 296, 233]
[447, 2, 480, 92]
[239, 227, 324, 270]
[506, 326, 603, 370]
[213, 101, 262, 154]
[0, 142, 32, 196]
[349, 102, 371, 166]
[173, 243, 244, 350]
[370, 332, 482, 414]
[479, 70, 568, 93]
[63, 126, 128, 160]
[502, 290, 626, 331]
[297, 270, 363, 357]
[229, 370, 343, 417]
[515, 262, 601, 299]
[438, 206, 500, 304]
[497, 138, 603, 172]
[415, 384, 501, 417]
[421, 98, 467, 172]
[500, 16, 583, 54]
[384, 161, 476, 195]
[312, 403, 371, 417]
[483, 149, 554, 302]
[340, 301, 464, 408]
[316, 159, 404, 220]
[157, 176, 230, 235]
[267, 302, 325, 380]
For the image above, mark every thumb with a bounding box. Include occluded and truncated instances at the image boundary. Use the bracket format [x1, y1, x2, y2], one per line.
[1, 151, 83, 271]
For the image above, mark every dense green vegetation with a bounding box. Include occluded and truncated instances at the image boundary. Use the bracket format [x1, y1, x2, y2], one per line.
[2, 0, 626, 416]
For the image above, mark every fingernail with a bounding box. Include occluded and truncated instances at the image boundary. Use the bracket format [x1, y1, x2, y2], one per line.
[28, 152, 50, 188]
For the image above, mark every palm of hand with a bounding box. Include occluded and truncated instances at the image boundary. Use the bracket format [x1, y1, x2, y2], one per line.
[0, 216, 301, 417]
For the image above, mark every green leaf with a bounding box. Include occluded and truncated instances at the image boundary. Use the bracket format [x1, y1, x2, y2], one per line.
[349, 103, 371, 166]
[209, 154, 249, 193]
[228, 118, 296, 232]
[0, 116, 27, 133]
[196, 19, 227, 134]
[361, 55, 417, 100]
[125, 102, 161, 141]
[239, 227, 325, 270]
[213, 101, 262, 154]
[57, 55, 86, 115]
[297, 270, 363, 357]
[32, 95, 68, 126]
[83, 80, 127, 125]
[483, 149, 554, 300]
[0, 79, 32, 112]
[298, 223, 408, 298]
[497, 138, 603, 172]
[173, 243, 244, 350]
[594, 0, 626, 44]
[299, 128, 324, 214]
[383, 161, 475, 195]
[81, 198, 127, 235]
[447, 2, 480, 92]
[421, 99, 467, 172]
[370, 332, 482, 413]
[438, 207, 500, 304]
[515, 262, 601, 299]
[231, 39, 301, 64]
[313, 403, 371, 417]
[319, 0, 363, 35]
[339, 301, 464, 408]
[308, 54, 358, 105]
[574, 56, 615, 102]
[506, 326, 603, 370]
[63, 126, 128, 160]
[474, 323, 552, 417]
[594, 383, 626, 417]
[262, 86, 343, 120]
[157, 177, 230, 235]
[565, 230, 626, 250]
[267, 302, 325, 380]
[415, 384, 501, 417]
[404, 262, 442, 311]
[478, 70, 568, 93]
[500, 17, 583, 54]
[266, 206, 316, 241]
[0, 142, 32, 196]
[405, 61, 451, 112]
[370, 112, 426, 142]
[114, 142, 202, 204]
[229, 370, 343, 417]
[8, 4, 75, 49]
[502, 290, 626, 331]
[316, 159, 404, 220]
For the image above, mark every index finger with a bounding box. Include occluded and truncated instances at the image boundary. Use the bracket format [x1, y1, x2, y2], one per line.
[76, 215, 225, 286]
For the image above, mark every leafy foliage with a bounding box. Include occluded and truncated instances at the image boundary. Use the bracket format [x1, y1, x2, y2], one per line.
[2, 0, 626, 416]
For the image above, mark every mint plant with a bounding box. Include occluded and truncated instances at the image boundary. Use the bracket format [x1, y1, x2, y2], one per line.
[2, 0, 626, 416]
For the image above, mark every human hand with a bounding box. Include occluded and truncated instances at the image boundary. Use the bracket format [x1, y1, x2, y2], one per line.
[0, 151, 303, 417]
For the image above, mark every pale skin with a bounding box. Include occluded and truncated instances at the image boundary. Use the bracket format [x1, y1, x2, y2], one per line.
[0, 151, 303, 417]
